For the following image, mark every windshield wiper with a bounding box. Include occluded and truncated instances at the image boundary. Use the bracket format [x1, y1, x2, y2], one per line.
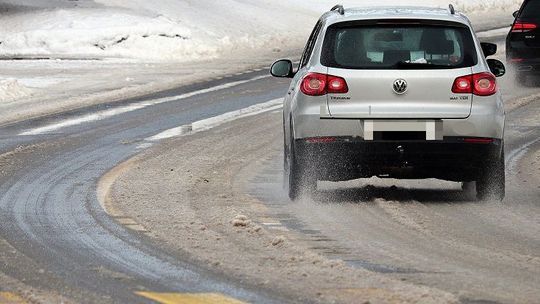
[393, 61, 450, 69]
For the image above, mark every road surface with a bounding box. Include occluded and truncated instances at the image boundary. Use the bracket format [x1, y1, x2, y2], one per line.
[0, 30, 538, 303]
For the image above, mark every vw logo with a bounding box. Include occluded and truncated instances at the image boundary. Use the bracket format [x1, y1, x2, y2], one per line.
[393, 79, 408, 95]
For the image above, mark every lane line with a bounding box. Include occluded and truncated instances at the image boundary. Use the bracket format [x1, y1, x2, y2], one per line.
[0, 292, 27, 304]
[19, 75, 269, 136]
[136, 292, 247, 304]
[146, 98, 283, 142]
[20, 104, 147, 136]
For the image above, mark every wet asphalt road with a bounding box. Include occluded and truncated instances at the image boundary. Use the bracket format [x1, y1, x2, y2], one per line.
[0, 31, 539, 303]
[0, 70, 291, 303]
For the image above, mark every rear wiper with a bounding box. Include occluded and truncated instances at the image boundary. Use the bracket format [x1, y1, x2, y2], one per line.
[393, 61, 450, 69]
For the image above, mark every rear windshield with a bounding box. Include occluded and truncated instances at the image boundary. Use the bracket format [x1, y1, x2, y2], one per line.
[521, 0, 540, 18]
[321, 22, 478, 69]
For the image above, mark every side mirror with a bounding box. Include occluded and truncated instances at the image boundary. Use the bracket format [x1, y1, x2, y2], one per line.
[481, 42, 497, 57]
[513, 10, 519, 18]
[270, 59, 294, 78]
[487, 59, 506, 77]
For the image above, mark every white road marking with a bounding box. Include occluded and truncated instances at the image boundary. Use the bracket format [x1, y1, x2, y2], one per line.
[19, 75, 269, 136]
[146, 98, 283, 141]
[20, 104, 147, 136]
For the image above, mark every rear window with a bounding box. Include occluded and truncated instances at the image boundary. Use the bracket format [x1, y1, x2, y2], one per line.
[321, 21, 478, 69]
[521, 0, 540, 18]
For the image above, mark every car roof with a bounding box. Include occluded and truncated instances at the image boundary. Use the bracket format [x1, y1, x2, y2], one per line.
[321, 6, 471, 26]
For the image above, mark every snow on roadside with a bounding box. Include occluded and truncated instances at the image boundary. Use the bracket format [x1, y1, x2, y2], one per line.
[0, 0, 523, 62]
[0, 79, 32, 103]
[453, 0, 522, 13]
[0, 9, 213, 61]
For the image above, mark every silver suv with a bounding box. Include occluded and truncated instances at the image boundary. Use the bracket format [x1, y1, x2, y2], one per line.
[271, 5, 506, 201]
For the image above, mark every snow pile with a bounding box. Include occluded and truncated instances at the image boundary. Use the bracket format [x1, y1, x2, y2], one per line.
[0, 9, 216, 61]
[0, 79, 32, 102]
[0, 0, 523, 62]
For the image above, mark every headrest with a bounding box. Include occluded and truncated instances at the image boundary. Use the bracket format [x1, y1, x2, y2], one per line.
[383, 50, 411, 65]
[420, 29, 455, 55]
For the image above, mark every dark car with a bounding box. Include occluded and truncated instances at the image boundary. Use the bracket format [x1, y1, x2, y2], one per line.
[507, 0, 540, 83]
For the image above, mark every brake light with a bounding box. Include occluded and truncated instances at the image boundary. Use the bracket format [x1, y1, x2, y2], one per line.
[300, 73, 348, 96]
[452, 72, 497, 96]
[511, 21, 537, 33]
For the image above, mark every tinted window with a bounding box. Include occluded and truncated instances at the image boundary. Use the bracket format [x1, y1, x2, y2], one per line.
[521, 0, 540, 18]
[321, 23, 478, 69]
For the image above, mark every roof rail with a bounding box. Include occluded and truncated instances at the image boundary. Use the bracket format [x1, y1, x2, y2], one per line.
[448, 4, 456, 15]
[331, 4, 345, 15]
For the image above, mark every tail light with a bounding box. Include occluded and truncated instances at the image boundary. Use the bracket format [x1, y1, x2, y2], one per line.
[300, 73, 348, 96]
[511, 21, 537, 33]
[452, 72, 497, 96]
[452, 75, 473, 94]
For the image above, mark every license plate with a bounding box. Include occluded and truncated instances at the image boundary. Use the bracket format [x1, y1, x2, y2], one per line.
[363, 120, 443, 141]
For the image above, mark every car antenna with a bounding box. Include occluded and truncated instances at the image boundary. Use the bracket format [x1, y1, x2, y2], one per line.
[331, 4, 345, 15]
[448, 4, 456, 15]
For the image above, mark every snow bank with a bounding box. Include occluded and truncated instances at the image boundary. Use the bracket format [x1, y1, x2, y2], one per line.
[0, 0, 524, 62]
[0, 79, 32, 103]
[0, 9, 216, 61]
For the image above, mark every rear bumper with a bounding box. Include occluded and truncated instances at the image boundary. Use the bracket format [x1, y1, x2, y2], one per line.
[296, 137, 503, 182]
[510, 61, 540, 74]
[507, 46, 540, 73]
[291, 92, 505, 140]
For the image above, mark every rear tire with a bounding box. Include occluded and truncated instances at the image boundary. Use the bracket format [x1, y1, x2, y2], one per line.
[287, 140, 316, 201]
[476, 152, 505, 202]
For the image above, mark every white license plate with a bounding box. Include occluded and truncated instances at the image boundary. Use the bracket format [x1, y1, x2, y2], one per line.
[363, 120, 443, 141]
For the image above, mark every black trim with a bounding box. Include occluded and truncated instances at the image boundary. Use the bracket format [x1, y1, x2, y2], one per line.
[327, 19, 470, 27]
